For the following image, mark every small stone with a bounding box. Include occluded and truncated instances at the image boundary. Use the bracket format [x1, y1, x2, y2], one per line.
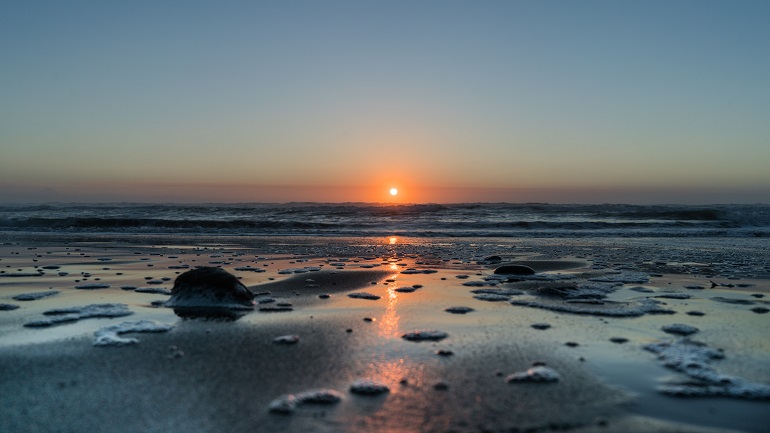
[434, 381, 449, 390]
[494, 264, 536, 276]
[750, 307, 769, 314]
[609, 337, 629, 344]
[435, 349, 454, 356]
[531, 323, 551, 330]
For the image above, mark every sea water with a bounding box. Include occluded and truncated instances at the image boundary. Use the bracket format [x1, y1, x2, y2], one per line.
[1, 202, 768, 238]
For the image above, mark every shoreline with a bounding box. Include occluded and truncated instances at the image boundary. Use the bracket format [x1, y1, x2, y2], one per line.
[1, 236, 769, 432]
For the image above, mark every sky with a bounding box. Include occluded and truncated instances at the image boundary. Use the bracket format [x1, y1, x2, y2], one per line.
[1, 0, 769, 204]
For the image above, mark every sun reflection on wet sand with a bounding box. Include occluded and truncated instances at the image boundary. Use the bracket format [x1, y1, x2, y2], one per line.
[378, 282, 401, 338]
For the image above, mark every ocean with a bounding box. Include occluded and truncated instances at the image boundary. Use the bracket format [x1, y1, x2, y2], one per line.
[1, 202, 768, 238]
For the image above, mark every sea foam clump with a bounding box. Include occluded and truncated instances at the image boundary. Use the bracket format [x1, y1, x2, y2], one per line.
[644, 339, 770, 399]
[268, 389, 344, 414]
[74, 283, 112, 290]
[12, 290, 60, 301]
[402, 329, 448, 341]
[277, 266, 321, 274]
[24, 303, 133, 327]
[661, 323, 699, 336]
[93, 320, 173, 346]
[347, 292, 381, 300]
[349, 379, 390, 395]
[510, 298, 674, 317]
[588, 271, 650, 284]
[506, 366, 561, 383]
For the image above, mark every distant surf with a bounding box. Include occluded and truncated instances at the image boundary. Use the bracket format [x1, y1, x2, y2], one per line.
[0, 203, 768, 238]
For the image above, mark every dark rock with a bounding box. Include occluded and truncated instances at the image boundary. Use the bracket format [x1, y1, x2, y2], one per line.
[494, 264, 536, 276]
[166, 267, 254, 319]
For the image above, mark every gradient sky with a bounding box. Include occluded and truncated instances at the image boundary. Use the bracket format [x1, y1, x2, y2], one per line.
[2, 0, 769, 204]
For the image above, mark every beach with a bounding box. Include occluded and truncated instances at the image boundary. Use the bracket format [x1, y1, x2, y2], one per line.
[1, 231, 768, 433]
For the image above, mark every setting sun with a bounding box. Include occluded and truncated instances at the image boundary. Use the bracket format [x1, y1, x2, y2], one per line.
[389, 188, 398, 196]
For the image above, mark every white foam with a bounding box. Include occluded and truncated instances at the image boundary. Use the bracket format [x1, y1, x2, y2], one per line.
[661, 324, 699, 336]
[588, 271, 649, 284]
[93, 320, 173, 346]
[445, 306, 474, 314]
[349, 379, 390, 395]
[347, 292, 381, 300]
[268, 389, 343, 414]
[644, 338, 770, 399]
[74, 283, 112, 290]
[510, 298, 674, 317]
[506, 366, 561, 383]
[402, 329, 448, 341]
[277, 267, 321, 274]
[12, 290, 60, 301]
[273, 335, 300, 344]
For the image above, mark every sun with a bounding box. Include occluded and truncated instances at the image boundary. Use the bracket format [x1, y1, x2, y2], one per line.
[389, 188, 398, 196]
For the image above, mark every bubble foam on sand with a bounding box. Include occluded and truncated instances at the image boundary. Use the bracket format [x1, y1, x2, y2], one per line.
[510, 298, 675, 317]
[277, 267, 321, 274]
[273, 334, 300, 345]
[347, 292, 381, 300]
[134, 287, 172, 295]
[401, 330, 448, 341]
[349, 379, 390, 395]
[473, 293, 513, 302]
[588, 271, 650, 284]
[93, 320, 173, 346]
[470, 287, 524, 296]
[268, 389, 344, 414]
[12, 290, 60, 301]
[506, 366, 561, 383]
[445, 306, 474, 314]
[74, 283, 112, 290]
[644, 338, 770, 399]
[661, 324, 699, 336]
[24, 303, 133, 327]
[400, 269, 438, 274]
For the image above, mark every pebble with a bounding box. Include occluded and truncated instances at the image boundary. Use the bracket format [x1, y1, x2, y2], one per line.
[609, 337, 629, 344]
[435, 349, 454, 356]
[751, 307, 769, 314]
[531, 323, 551, 330]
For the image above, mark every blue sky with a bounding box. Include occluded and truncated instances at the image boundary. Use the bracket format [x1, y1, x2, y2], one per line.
[1, 1, 769, 203]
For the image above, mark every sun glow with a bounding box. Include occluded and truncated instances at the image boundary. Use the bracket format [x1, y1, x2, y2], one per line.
[390, 188, 398, 196]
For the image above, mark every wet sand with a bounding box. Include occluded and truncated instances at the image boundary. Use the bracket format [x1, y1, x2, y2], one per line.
[1, 235, 769, 432]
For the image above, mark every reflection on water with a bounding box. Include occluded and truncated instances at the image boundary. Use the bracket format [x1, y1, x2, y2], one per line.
[378, 279, 401, 338]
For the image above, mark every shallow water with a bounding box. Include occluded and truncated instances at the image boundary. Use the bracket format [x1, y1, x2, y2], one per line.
[1, 234, 769, 432]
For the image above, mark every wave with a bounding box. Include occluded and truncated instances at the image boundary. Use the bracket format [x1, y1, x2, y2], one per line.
[0, 203, 767, 237]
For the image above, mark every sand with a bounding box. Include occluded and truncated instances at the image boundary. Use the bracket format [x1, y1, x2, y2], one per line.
[1, 235, 769, 433]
